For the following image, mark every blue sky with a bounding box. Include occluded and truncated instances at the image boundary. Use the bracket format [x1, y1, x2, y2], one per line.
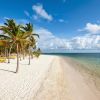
[0, 0, 100, 52]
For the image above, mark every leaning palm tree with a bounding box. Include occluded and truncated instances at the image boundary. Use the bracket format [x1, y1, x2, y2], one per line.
[22, 23, 39, 65]
[0, 19, 18, 63]
[0, 19, 24, 72]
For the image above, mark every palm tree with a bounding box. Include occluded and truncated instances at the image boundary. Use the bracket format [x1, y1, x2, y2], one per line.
[0, 40, 8, 57]
[22, 23, 39, 65]
[0, 34, 11, 59]
[0, 19, 18, 63]
[0, 19, 39, 73]
[33, 48, 41, 58]
[0, 19, 23, 72]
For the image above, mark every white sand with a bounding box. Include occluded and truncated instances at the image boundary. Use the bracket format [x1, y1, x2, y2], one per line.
[0, 55, 100, 100]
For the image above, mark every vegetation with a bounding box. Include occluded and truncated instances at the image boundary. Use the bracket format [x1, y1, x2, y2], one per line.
[33, 48, 41, 58]
[0, 19, 40, 73]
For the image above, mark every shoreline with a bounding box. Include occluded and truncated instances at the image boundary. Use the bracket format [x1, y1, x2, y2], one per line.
[0, 55, 100, 100]
[63, 57, 100, 91]
[62, 57, 100, 100]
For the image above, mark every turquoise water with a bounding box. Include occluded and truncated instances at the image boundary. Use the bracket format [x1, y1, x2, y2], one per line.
[44, 53, 100, 76]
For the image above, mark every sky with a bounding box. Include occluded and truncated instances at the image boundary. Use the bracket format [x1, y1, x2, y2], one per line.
[0, 0, 100, 52]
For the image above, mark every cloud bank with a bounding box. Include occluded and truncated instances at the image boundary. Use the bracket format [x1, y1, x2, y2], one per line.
[78, 23, 100, 34]
[36, 24, 100, 50]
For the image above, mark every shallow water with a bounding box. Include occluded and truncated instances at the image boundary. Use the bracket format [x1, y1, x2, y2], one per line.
[44, 53, 100, 76]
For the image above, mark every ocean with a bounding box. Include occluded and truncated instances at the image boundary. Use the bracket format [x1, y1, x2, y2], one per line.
[44, 53, 100, 76]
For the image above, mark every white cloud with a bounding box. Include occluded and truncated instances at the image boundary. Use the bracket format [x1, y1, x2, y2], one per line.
[24, 11, 30, 17]
[32, 4, 53, 21]
[35, 27, 100, 50]
[58, 19, 64, 23]
[78, 23, 100, 34]
[71, 35, 100, 49]
[4, 17, 9, 20]
[85, 23, 100, 34]
[35, 28, 72, 49]
[75, 22, 100, 49]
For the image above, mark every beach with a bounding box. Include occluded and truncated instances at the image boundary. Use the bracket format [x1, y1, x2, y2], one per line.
[0, 55, 100, 100]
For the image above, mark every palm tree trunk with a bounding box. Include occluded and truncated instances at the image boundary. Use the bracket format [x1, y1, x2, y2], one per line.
[28, 46, 31, 65]
[23, 53, 25, 60]
[15, 43, 19, 73]
[6, 48, 8, 57]
[8, 44, 13, 63]
[23, 49, 25, 60]
[8, 48, 10, 63]
[31, 51, 33, 59]
[19, 48, 21, 61]
[4, 47, 6, 57]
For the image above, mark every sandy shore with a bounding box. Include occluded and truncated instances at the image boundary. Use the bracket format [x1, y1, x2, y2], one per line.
[0, 55, 100, 100]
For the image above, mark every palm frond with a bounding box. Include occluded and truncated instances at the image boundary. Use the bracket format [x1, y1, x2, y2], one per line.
[32, 33, 39, 38]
